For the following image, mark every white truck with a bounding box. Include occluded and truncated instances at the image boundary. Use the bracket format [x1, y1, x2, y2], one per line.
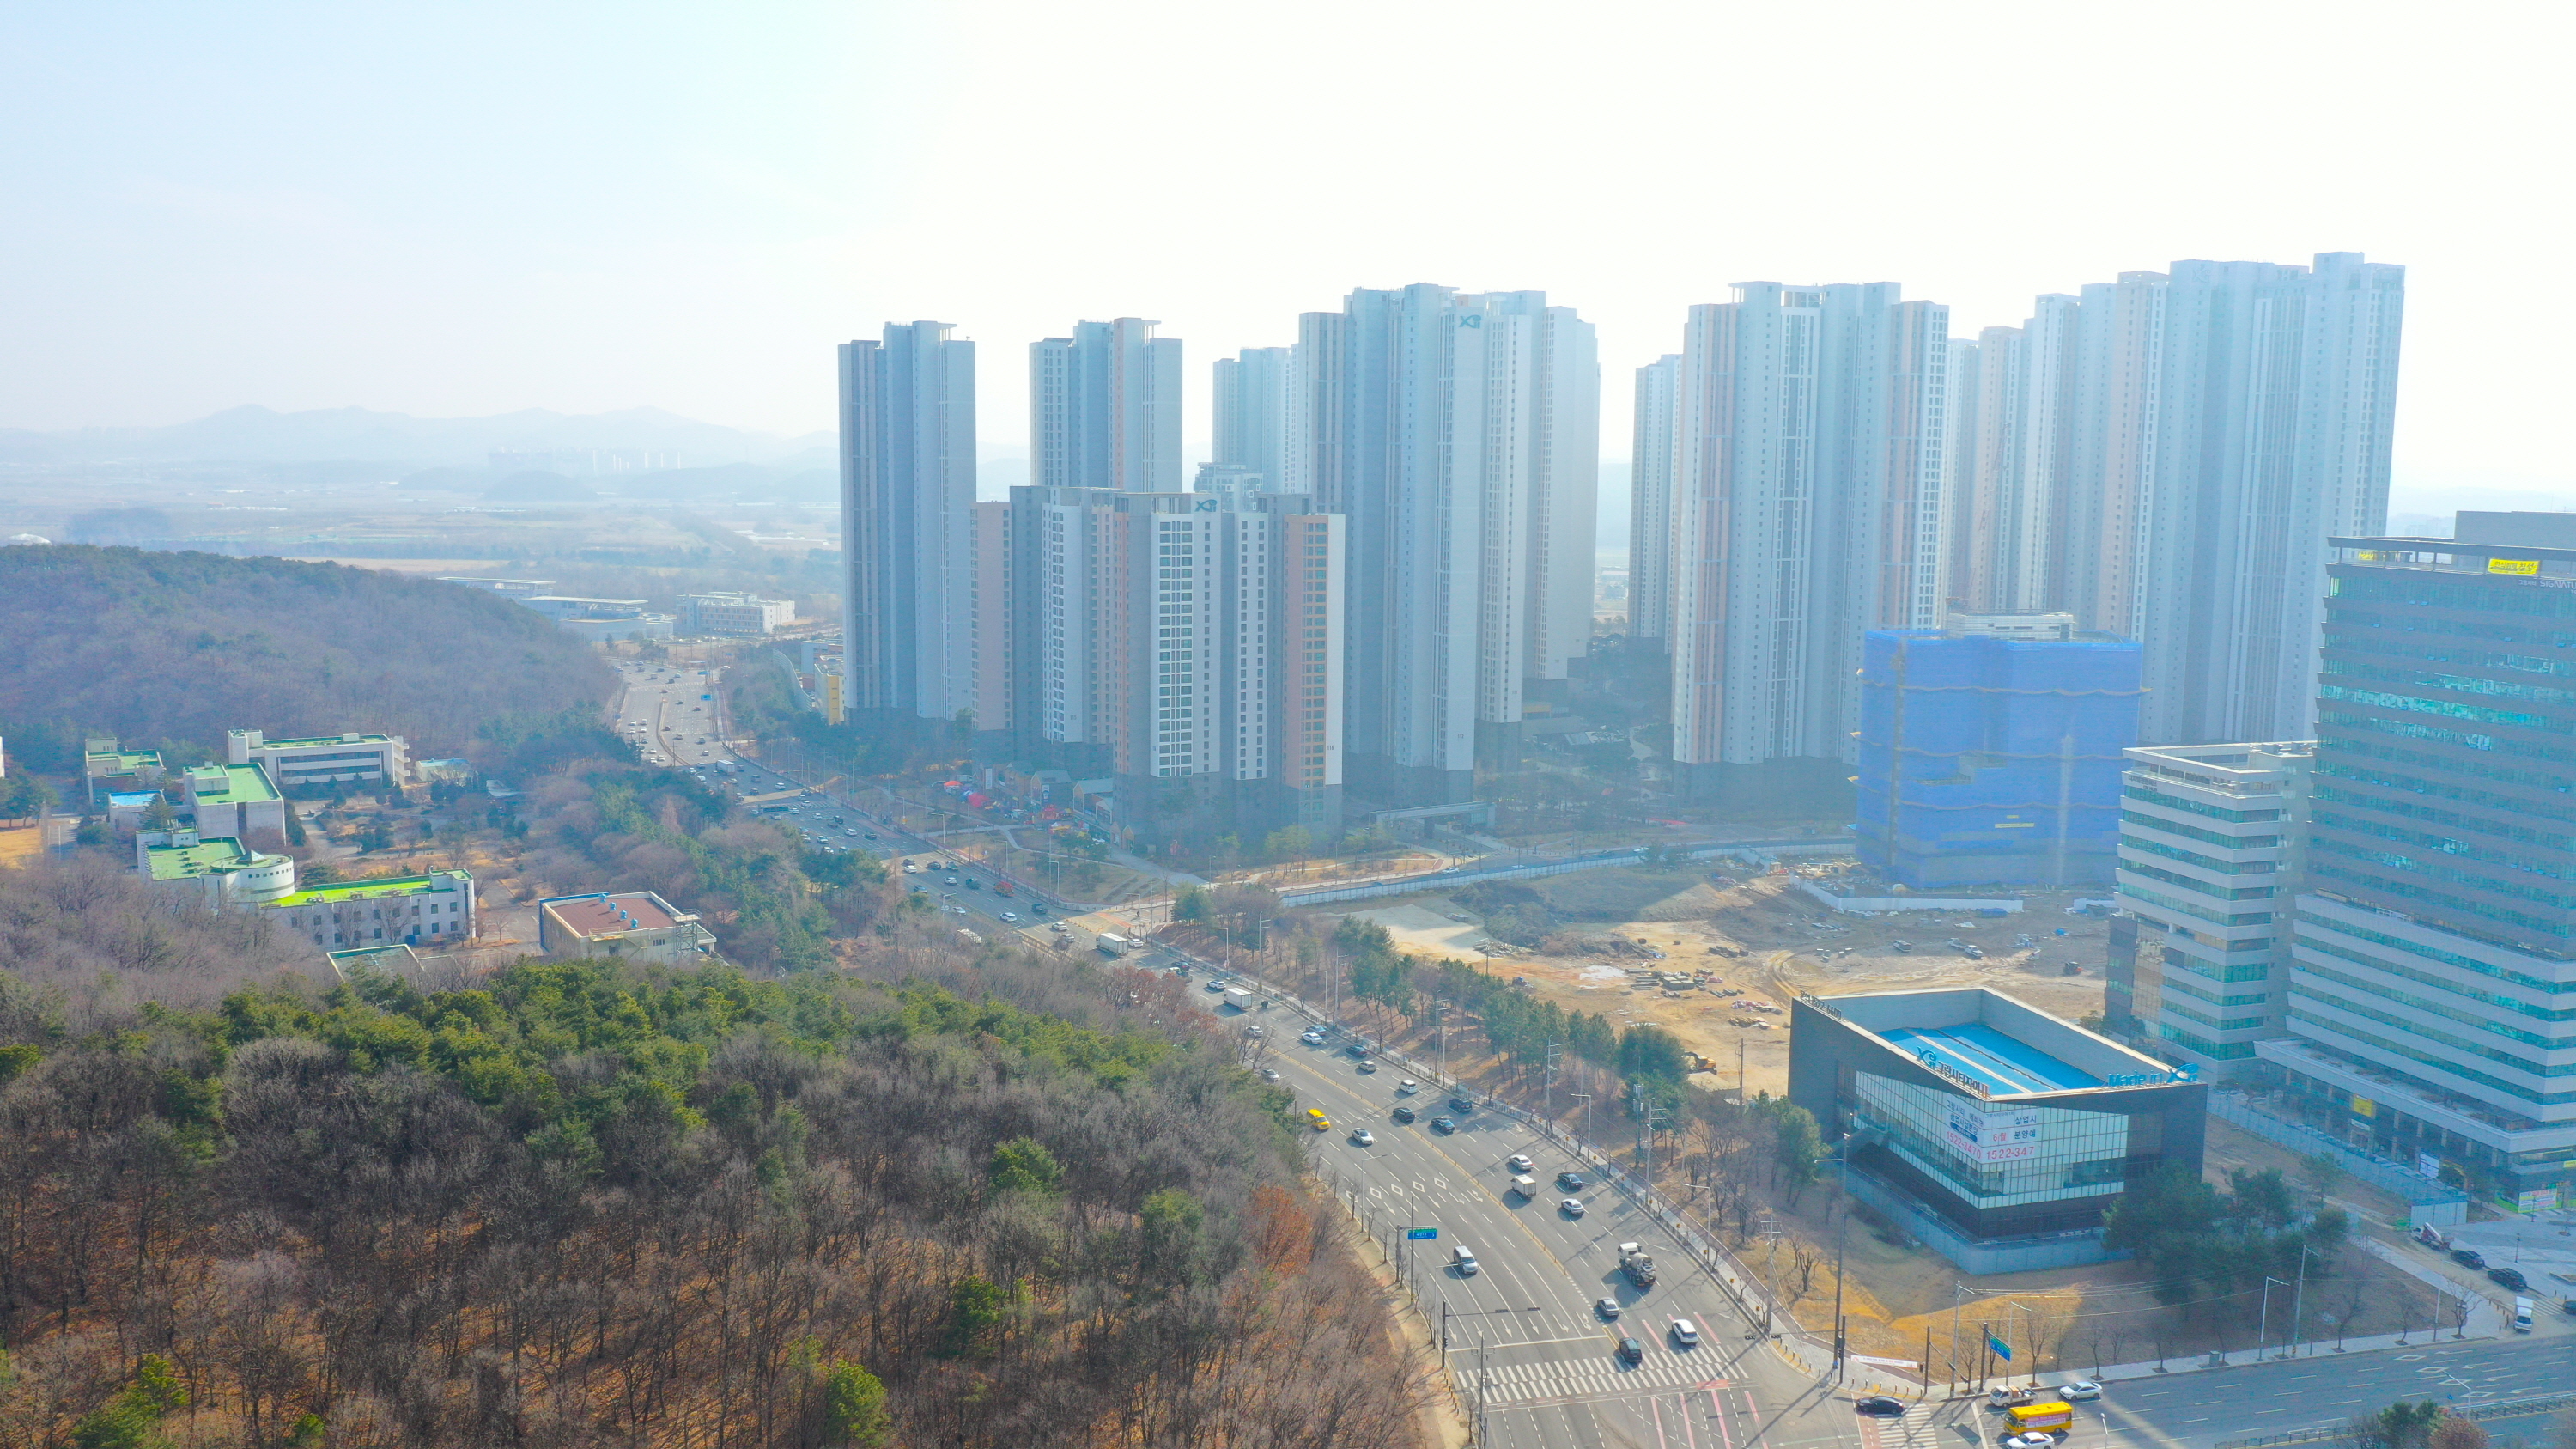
[2515, 1296, 2535, 1331]
[1223, 987, 1253, 1010]
[1096, 933, 1129, 957]
[1507, 1175, 1538, 1201]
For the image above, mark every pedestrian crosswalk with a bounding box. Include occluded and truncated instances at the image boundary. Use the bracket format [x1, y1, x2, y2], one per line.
[1857, 1402, 1963, 1449]
[1460, 1353, 1730, 1404]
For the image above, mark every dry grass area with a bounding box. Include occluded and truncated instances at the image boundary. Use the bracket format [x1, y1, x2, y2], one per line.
[0, 823, 43, 870]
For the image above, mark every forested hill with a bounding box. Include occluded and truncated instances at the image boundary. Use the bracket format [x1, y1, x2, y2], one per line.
[0, 952, 1431, 1447]
[0, 545, 613, 769]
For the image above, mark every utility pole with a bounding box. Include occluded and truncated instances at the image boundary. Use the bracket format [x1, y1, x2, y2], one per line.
[1571, 1091, 1595, 1149]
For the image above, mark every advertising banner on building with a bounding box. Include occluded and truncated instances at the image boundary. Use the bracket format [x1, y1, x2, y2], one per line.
[1943, 1099, 2044, 1164]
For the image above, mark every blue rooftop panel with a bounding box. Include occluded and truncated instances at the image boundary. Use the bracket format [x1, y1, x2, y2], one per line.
[1878, 1022, 2099, 1094]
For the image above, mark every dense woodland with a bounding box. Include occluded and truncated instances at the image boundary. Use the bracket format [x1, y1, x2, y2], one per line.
[0, 904, 1434, 1448]
[0, 547, 615, 771]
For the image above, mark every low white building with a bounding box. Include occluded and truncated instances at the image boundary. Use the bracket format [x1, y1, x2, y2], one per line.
[683, 592, 797, 636]
[266, 869, 478, 952]
[136, 831, 299, 906]
[228, 729, 410, 791]
[538, 890, 718, 965]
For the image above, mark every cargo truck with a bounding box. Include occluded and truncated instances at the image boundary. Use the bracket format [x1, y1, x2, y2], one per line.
[1619, 1243, 1656, 1288]
[1097, 934, 1129, 957]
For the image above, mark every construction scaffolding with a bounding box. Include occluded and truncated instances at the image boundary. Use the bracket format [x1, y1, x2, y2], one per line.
[1855, 625, 2143, 889]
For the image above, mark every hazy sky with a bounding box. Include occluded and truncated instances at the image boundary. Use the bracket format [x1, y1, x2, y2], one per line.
[8, 1, 2572, 509]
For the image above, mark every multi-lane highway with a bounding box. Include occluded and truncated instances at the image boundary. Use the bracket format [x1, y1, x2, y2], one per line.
[1260, 1018, 1911, 1449]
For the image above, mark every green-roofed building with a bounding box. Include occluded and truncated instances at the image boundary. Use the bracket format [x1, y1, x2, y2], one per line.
[179, 762, 288, 844]
[83, 738, 167, 801]
[227, 728, 410, 793]
[267, 869, 477, 953]
[135, 830, 299, 906]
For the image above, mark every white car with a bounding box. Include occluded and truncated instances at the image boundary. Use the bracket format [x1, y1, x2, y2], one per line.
[1506, 1154, 1534, 1173]
[1669, 1318, 1700, 1348]
[2056, 1380, 2102, 1401]
[1349, 1129, 1376, 1146]
[1301, 1029, 1326, 1045]
[1560, 1198, 1586, 1218]
[1395, 1079, 1419, 1094]
[2002, 1436, 2057, 1449]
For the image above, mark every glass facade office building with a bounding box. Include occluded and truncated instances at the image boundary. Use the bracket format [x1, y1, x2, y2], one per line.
[2110, 742, 2310, 1075]
[1789, 989, 2207, 1263]
[2257, 539, 2576, 1201]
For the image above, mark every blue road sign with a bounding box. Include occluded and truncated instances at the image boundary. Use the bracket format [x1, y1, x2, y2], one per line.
[1406, 1227, 1438, 1240]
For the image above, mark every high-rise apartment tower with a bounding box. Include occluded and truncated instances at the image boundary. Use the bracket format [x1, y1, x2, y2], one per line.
[1031, 318, 1183, 493]
[1212, 345, 1303, 492]
[1664, 282, 1951, 803]
[841, 321, 976, 724]
[1297, 285, 1598, 805]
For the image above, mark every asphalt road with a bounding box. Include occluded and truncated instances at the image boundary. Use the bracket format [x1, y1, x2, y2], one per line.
[1261, 1026, 1886, 1449]
[2081, 1335, 2576, 1447]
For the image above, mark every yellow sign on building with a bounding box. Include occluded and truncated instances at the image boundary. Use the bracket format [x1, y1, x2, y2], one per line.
[2488, 557, 2541, 575]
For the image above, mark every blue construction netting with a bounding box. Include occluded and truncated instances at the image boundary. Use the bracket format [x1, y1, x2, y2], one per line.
[1856, 629, 2144, 890]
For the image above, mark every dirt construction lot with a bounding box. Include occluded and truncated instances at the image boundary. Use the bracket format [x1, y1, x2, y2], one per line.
[1349, 862, 2112, 1099]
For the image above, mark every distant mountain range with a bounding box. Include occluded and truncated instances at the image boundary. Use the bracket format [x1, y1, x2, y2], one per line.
[0, 404, 832, 469]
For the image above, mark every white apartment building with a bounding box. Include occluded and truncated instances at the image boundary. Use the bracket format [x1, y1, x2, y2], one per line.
[1662, 282, 1951, 804]
[1212, 345, 1303, 493]
[227, 728, 409, 790]
[1626, 354, 1681, 645]
[1015, 485, 1343, 843]
[1941, 253, 2404, 745]
[683, 592, 796, 636]
[2111, 741, 2310, 1078]
[841, 321, 977, 723]
[1297, 285, 1597, 805]
[1031, 318, 1182, 494]
[967, 500, 1016, 748]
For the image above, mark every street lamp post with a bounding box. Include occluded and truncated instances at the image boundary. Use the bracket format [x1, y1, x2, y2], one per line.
[1818, 1152, 1852, 1383]
[2257, 1275, 2292, 1361]
[2289, 1243, 2322, 1359]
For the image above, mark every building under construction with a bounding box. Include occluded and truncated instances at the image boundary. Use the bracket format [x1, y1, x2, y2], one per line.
[1855, 613, 2142, 889]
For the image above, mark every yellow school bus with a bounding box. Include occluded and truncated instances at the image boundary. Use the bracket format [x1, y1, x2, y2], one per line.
[1307, 1108, 1332, 1132]
[2006, 1402, 2074, 1433]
